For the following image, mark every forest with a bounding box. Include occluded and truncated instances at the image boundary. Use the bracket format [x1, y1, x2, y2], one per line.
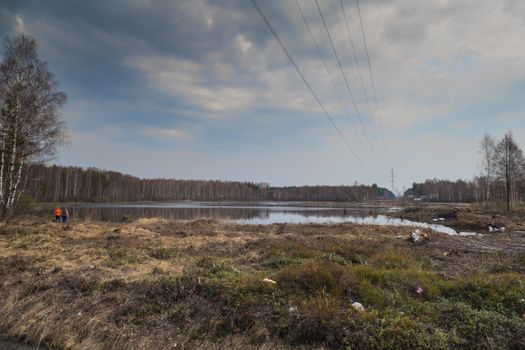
[406, 132, 525, 210]
[23, 164, 394, 203]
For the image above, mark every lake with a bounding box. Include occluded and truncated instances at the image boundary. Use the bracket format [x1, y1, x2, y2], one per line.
[63, 201, 469, 235]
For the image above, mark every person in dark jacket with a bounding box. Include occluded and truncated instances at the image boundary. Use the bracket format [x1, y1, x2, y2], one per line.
[62, 209, 69, 223]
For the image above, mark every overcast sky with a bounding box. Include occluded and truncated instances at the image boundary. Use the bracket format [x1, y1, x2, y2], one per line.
[1, 0, 525, 192]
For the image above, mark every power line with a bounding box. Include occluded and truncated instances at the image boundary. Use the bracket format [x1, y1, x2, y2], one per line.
[337, 0, 385, 160]
[250, 0, 370, 174]
[355, 0, 390, 166]
[314, 0, 379, 164]
[293, 0, 374, 162]
[331, 0, 388, 169]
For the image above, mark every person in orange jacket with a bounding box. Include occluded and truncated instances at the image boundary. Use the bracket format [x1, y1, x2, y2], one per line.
[55, 207, 61, 223]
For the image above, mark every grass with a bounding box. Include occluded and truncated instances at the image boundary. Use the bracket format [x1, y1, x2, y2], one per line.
[0, 219, 525, 349]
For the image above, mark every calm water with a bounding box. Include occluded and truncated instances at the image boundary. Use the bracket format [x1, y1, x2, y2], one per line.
[63, 201, 470, 235]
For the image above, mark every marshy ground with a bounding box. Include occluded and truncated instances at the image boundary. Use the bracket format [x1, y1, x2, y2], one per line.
[1, 216, 525, 349]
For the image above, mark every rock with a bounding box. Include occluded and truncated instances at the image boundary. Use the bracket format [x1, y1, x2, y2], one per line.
[351, 302, 364, 312]
[262, 278, 276, 285]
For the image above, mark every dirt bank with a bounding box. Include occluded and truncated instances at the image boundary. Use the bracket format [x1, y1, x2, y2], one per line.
[1, 218, 524, 349]
[389, 204, 525, 233]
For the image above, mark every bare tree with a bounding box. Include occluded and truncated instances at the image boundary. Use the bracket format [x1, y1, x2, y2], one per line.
[0, 34, 67, 217]
[495, 131, 524, 211]
[479, 133, 496, 202]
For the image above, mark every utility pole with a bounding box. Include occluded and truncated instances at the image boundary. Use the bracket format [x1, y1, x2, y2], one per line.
[389, 168, 396, 197]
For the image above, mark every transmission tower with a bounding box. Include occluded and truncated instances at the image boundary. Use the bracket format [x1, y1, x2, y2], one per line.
[389, 168, 396, 197]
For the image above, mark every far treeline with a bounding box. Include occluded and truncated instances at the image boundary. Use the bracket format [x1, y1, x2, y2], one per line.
[24, 164, 394, 203]
[406, 132, 525, 211]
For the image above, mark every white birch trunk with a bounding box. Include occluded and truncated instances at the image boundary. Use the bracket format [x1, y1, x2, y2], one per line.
[0, 139, 5, 203]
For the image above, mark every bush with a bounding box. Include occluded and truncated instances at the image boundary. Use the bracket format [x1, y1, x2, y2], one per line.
[438, 301, 525, 348]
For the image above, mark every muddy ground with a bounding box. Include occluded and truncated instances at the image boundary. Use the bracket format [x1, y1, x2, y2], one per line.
[389, 204, 525, 233]
[0, 218, 525, 349]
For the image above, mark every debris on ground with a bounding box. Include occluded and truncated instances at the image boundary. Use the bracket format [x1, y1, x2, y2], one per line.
[408, 229, 431, 245]
[415, 286, 424, 294]
[262, 278, 276, 284]
[487, 225, 506, 233]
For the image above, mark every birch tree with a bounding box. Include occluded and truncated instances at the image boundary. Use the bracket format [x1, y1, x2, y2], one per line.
[479, 134, 496, 202]
[0, 34, 67, 217]
[495, 132, 524, 211]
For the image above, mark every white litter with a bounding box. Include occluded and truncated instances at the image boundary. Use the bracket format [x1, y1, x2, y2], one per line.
[411, 229, 422, 243]
[262, 278, 277, 284]
[458, 232, 479, 237]
[351, 302, 364, 312]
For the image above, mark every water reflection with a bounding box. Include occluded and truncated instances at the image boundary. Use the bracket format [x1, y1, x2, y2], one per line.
[63, 202, 471, 235]
[69, 204, 360, 222]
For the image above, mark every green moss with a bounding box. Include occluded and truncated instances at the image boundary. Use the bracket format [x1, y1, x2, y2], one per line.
[369, 250, 426, 270]
[277, 261, 344, 296]
[440, 273, 525, 316]
[438, 300, 525, 348]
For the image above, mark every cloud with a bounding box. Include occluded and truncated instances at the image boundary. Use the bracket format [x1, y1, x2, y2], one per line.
[124, 55, 257, 113]
[142, 127, 194, 142]
[14, 15, 26, 33]
[2, 0, 525, 189]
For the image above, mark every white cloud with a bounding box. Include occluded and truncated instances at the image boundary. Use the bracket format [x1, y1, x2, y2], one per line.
[142, 127, 194, 141]
[14, 15, 27, 33]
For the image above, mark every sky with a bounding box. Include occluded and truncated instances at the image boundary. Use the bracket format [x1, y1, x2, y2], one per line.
[1, 0, 525, 192]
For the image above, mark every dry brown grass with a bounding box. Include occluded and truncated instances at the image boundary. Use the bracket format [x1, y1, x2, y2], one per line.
[1, 218, 525, 349]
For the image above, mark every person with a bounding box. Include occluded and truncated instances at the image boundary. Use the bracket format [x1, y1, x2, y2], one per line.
[62, 209, 69, 224]
[55, 207, 61, 223]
